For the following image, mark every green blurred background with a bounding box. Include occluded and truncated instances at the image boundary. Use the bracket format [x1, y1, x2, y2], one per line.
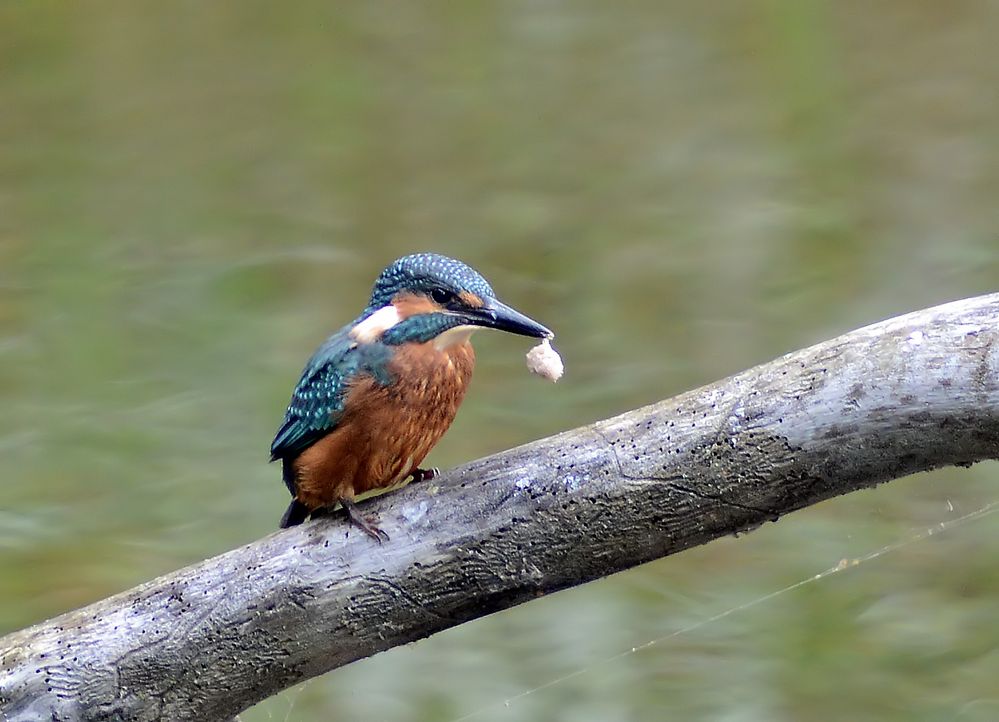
[2, 2, 999, 720]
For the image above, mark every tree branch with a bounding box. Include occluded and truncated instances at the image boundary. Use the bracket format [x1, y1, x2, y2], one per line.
[3, 294, 999, 721]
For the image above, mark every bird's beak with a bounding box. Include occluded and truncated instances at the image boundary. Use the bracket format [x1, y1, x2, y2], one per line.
[463, 298, 553, 339]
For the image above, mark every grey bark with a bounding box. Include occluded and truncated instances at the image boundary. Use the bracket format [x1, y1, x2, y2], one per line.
[3, 294, 999, 721]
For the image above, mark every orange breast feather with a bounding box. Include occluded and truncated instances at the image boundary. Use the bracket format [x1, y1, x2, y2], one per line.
[292, 341, 475, 510]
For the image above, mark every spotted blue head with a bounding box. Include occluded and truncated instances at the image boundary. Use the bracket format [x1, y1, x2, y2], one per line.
[353, 253, 552, 346]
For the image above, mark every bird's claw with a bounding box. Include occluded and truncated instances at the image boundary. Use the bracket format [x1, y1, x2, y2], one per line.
[363, 523, 391, 544]
[351, 514, 390, 543]
[340, 498, 390, 543]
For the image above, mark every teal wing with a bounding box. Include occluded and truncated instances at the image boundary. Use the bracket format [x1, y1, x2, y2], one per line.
[270, 328, 394, 470]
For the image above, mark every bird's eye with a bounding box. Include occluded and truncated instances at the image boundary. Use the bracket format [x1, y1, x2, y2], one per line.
[430, 287, 454, 305]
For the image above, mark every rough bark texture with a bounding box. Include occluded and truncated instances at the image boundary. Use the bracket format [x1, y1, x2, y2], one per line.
[3, 294, 999, 721]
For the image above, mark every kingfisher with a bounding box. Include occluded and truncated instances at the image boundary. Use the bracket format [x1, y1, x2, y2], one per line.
[271, 252, 552, 540]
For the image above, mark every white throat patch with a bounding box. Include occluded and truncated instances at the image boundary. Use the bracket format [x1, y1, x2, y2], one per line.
[349, 305, 402, 343]
[433, 324, 479, 350]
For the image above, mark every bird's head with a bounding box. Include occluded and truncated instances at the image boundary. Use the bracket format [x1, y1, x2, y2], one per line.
[351, 253, 552, 348]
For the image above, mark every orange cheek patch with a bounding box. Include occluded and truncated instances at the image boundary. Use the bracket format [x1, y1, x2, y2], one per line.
[458, 291, 485, 309]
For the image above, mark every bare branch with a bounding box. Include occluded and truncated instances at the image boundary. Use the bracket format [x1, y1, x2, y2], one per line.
[3, 294, 999, 722]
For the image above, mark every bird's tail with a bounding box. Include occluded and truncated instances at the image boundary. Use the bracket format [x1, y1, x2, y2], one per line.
[278, 457, 308, 527]
[280, 456, 298, 495]
[280, 498, 310, 528]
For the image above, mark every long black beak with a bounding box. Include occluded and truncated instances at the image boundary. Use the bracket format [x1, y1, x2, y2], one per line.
[464, 298, 552, 339]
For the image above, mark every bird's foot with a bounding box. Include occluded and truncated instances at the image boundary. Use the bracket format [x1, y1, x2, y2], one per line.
[340, 498, 389, 543]
[410, 467, 439, 484]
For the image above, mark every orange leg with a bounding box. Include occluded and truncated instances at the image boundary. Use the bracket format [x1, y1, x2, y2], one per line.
[410, 467, 439, 483]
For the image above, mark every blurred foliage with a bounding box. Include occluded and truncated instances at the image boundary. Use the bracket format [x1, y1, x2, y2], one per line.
[2, 1, 998, 721]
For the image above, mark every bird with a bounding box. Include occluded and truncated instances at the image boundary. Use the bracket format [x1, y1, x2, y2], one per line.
[270, 252, 552, 540]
